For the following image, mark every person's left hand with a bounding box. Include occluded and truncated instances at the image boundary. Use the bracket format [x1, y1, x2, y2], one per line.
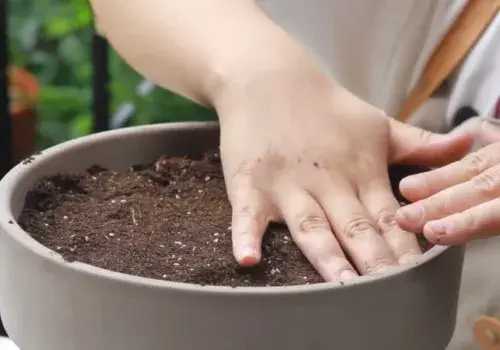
[396, 120, 500, 245]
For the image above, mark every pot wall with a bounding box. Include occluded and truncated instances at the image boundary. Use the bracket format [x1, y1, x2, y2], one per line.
[0, 122, 464, 350]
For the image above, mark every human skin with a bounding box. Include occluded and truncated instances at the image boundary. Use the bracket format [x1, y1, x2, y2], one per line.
[397, 121, 500, 244]
[90, 0, 473, 283]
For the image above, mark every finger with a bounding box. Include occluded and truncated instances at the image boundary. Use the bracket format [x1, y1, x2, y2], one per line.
[229, 180, 270, 267]
[275, 185, 358, 283]
[317, 187, 398, 275]
[422, 198, 500, 245]
[388, 118, 474, 167]
[358, 175, 422, 265]
[399, 142, 500, 202]
[396, 164, 500, 233]
[480, 120, 500, 145]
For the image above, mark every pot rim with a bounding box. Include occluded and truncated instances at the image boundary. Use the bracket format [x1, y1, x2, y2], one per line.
[0, 121, 449, 295]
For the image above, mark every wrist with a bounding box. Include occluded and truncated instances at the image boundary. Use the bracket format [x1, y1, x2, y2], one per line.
[204, 19, 322, 112]
[211, 52, 335, 125]
[210, 46, 331, 120]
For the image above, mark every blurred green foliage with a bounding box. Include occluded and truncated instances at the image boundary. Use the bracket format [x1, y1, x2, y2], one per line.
[9, 0, 216, 149]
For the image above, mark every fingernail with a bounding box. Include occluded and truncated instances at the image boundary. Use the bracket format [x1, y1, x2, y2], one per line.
[400, 176, 424, 191]
[482, 120, 500, 142]
[485, 118, 500, 128]
[237, 246, 259, 266]
[398, 205, 423, 223]
[370, 265, 398, 276]
[340, 270, 358, 283]
[398, 252, 421, 265]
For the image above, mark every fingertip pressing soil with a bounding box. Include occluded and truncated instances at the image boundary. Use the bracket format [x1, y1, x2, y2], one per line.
[18, 151, 431, 287]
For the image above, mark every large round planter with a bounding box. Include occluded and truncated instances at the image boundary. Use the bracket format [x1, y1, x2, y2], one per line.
[0, 122, 464, 350]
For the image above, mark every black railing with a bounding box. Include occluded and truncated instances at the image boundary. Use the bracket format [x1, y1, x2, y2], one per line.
[91, 32, 111, 133]
[0, 0, 11, 178]
[0, 0, 9, 336]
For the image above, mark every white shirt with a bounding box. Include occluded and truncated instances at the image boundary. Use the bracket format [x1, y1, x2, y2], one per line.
[260, 0, 500, 128]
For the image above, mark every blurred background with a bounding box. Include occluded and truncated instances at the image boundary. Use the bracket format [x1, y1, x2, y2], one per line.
[9, 0, 216, 152]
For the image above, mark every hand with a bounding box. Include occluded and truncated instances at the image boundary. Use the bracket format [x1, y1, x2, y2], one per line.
[214, 49, 472, 283]
[396, 120, 500, 245]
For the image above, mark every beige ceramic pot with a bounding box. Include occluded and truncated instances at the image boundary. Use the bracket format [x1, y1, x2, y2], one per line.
[0, 122, 464, 350]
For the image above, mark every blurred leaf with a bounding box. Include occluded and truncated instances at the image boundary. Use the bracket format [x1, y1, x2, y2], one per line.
[58, 35, 85, 64]
[71, 113, 92, 137]
[44, 3, 92, 39]
[18, 18, 40, 52]
[38, 85, 91, 122]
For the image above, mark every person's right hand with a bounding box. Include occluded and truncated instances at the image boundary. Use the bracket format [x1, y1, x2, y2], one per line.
[213, 45, 473, 283]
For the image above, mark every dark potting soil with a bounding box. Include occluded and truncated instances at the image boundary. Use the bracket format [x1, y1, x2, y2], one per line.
[18, 151, 431, 287]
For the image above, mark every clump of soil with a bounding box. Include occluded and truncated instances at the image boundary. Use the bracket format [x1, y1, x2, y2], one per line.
[18, 151, 431, 287]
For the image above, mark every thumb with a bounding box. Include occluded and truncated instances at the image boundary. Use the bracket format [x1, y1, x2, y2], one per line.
[388, 118, 474, 167]
[480, 120, 500, 145]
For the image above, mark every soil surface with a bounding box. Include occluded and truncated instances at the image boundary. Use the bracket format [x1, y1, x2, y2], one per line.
[18, 151, 430, 287]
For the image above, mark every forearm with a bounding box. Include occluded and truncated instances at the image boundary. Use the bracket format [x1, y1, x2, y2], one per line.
[90, 0, 299, 105]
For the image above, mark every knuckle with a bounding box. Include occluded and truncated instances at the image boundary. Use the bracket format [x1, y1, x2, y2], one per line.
[316, 255, 354, 277]
[458, 212, 477, 229]
[230, 162, 255, 186]
[418, 129, 433, 143]
[423, 198, 448, 217]
[234, 205, 253, 217]
[232, 201, 266, 229]
[461, 153, 487, 179]
[397, 250, 422, 263]
[297, 214, 330, 234]
[363, 257, 395, 275]
[471, 170, 500, 196]
[460, 212, 477, 232]
[375, 210, 397, 231]
[231, 207, 254, 235]
[343, 217, 378, 239]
